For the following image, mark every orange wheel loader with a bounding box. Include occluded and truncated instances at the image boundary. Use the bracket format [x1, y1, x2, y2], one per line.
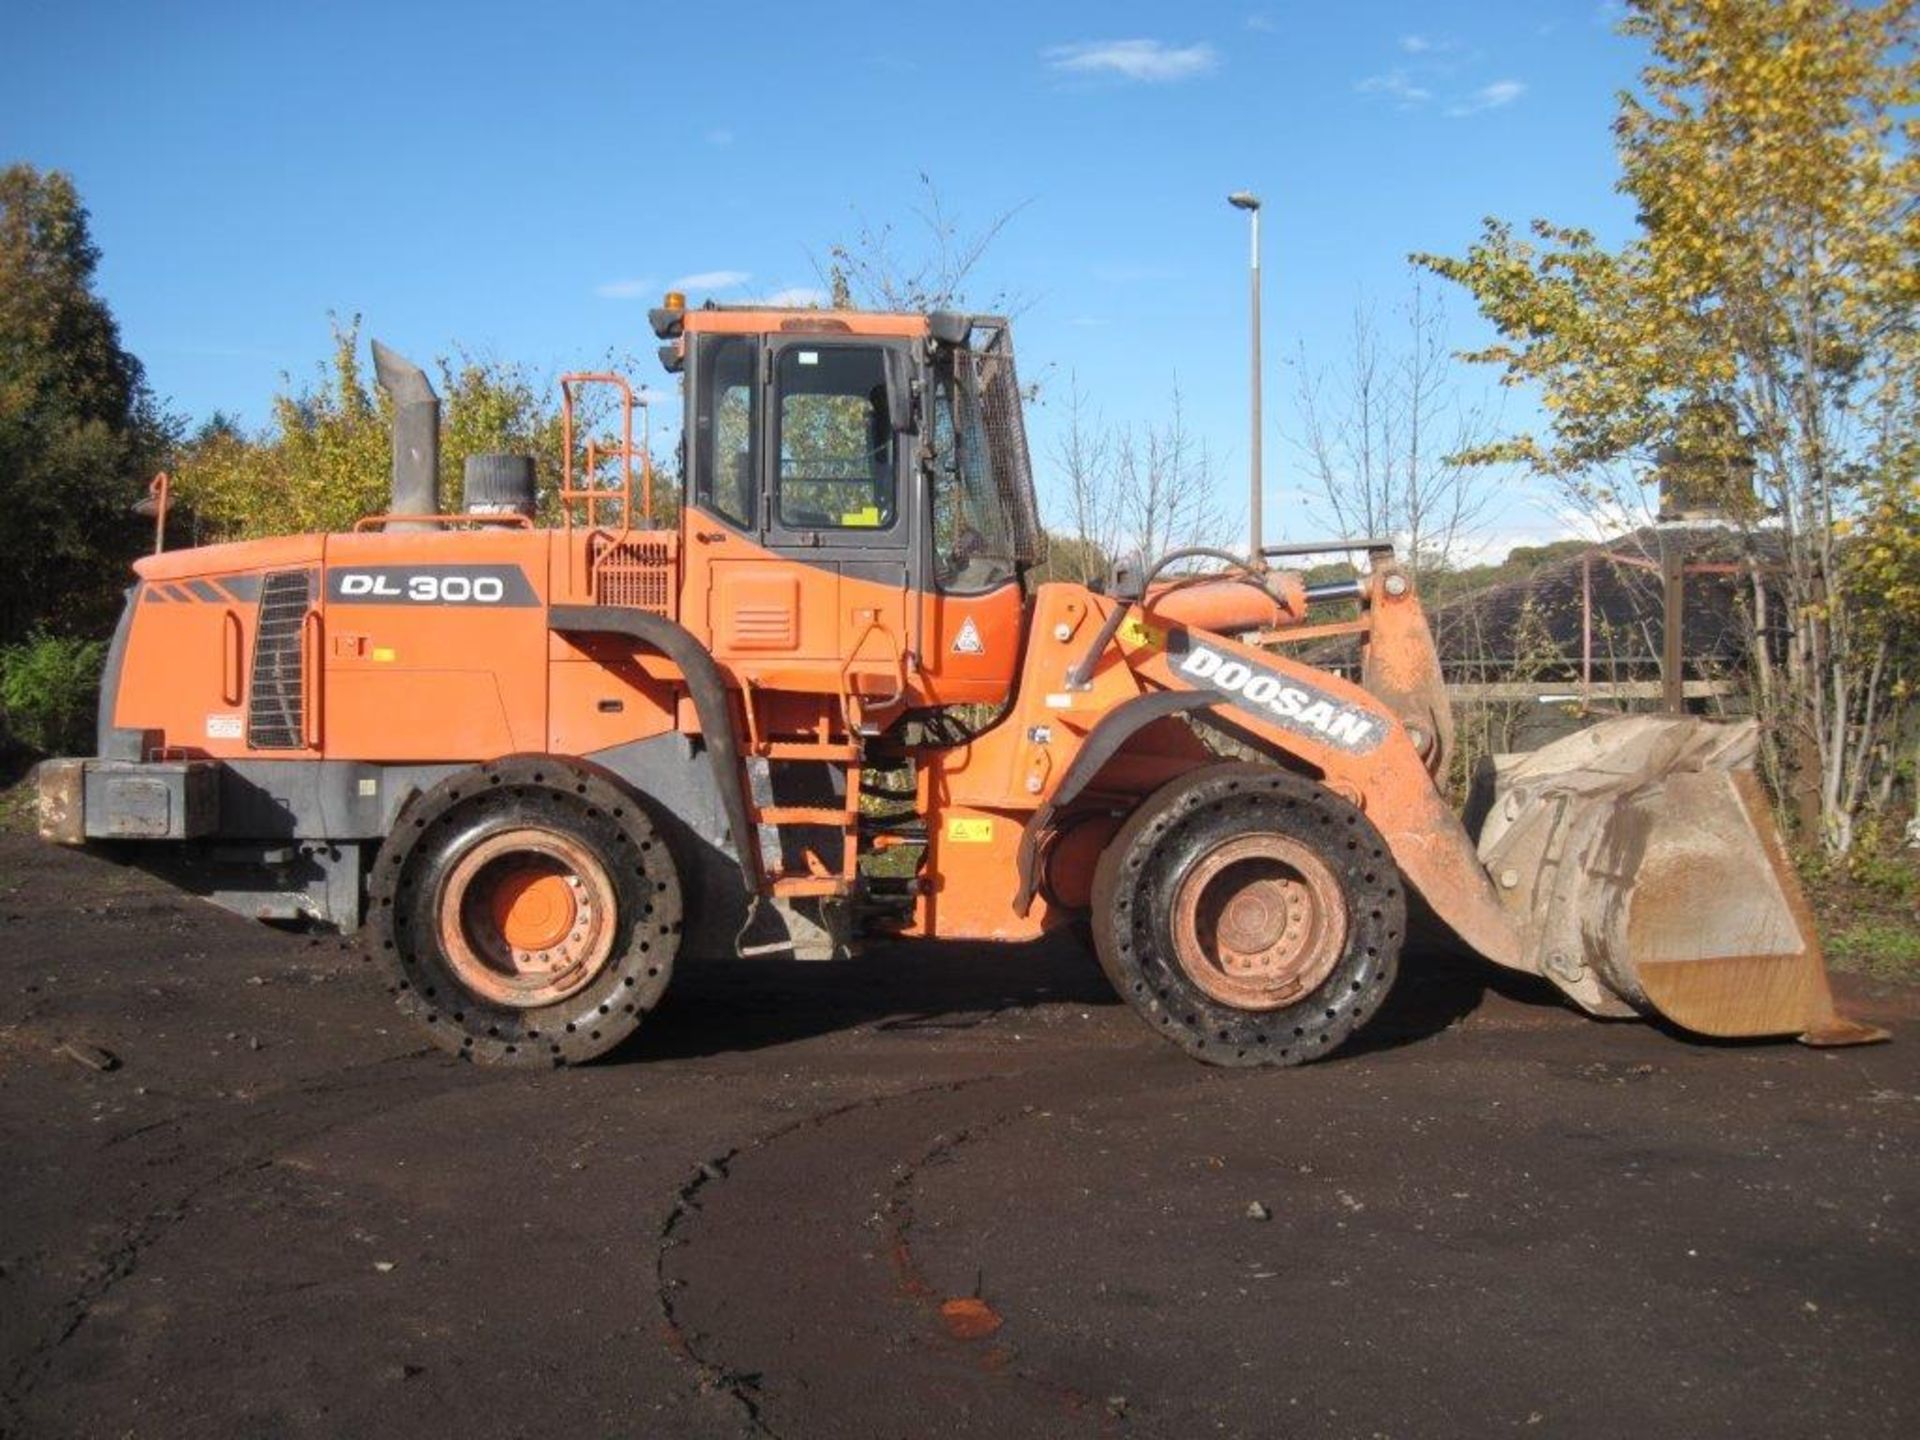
[34, 302, 1885, 1065]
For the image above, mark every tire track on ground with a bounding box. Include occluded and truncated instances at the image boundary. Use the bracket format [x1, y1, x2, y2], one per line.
[0, 1052, 483, 1428]
[654, 1075, 1006, 1436]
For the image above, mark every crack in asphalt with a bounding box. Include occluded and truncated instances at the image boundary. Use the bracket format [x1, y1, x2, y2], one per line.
[652, 1075, 1006, 1438]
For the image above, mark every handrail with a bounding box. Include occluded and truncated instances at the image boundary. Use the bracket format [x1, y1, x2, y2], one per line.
[1064, 540, 1392, 689]
[1260, 537, 1395, 560]
[838, 613, 908, 720]
[300, 609, 324, 750]
[145, 473, 170, 554]
[221, 610, 244, 705]
[560, 371, 654, 533]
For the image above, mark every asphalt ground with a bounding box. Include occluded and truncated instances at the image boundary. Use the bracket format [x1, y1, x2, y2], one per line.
[1, 829, 1915, 1439]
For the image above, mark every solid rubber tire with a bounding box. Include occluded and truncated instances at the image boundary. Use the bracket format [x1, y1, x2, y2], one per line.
[366, 755, 682, 1066]
[1090, 763, 1404, 1067]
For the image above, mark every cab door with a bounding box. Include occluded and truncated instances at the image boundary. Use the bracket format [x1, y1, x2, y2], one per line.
[679, 331, 790, 667]
[760, 336, 913, 684]
[679, 329, 916, 700]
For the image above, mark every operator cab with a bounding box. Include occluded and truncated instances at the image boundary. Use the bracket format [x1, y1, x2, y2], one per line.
[651, 299, 1044, 708]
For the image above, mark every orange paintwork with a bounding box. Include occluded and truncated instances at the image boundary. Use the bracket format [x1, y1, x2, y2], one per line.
[110, 516, 1511, 964]
[912, 578, 1521, 963]
[111, 512, 1023, 766]
[679, 308, 930, 340]
[108, 317, 1512, 968]
[676, 515, 1024, 710]
[547, 657, 676, 755]
[320, 530, 549, 759]
[118, 536, 326, 758]
[134, 533, 329, 583]
[1144, 574, 1305, 633]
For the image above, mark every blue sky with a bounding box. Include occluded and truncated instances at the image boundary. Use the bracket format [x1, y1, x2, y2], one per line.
[3, 1, 1645, 554]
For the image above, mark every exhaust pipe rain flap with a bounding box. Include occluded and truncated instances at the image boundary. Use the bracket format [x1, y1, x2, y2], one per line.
[371, 340, 440, 531]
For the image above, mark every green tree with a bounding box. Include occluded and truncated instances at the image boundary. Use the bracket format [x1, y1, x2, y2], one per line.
[173, 319, 646, 537]
[0, 164, 171, 642]
[1417, 0, 1918, 853]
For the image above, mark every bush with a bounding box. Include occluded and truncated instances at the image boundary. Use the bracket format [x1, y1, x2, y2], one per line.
[1827, 922, 1920, 983]
[0, 633, 104, 756]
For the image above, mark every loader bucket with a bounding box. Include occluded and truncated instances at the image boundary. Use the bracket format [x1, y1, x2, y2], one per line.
[1471, 716, 1886, 1046]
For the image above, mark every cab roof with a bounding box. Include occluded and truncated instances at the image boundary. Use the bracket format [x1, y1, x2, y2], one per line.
[673, 305, 929, 339]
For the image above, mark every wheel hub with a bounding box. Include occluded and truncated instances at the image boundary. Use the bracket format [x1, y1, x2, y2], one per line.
[491, 869, 580, 953]
[1171, 834, 1348, 1010]
[438, 828, 617, 1009]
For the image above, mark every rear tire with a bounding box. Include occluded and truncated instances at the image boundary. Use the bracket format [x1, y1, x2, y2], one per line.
[367, 756, 682, 1066]
[1091, 763, 1403, 1067]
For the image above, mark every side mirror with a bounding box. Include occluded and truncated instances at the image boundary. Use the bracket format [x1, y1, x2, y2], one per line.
[885, 350, 916, 434]
[1108, 551, 1147, 602]
[927, 311, 972, 346]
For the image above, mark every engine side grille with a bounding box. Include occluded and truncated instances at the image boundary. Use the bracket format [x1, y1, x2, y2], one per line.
[247, 570, 312, 749]
[592, 537, 675, 615]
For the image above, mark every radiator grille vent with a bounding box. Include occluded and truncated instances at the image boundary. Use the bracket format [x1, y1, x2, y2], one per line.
[247, 570, 311, 749]
[592, 538, 674, 614]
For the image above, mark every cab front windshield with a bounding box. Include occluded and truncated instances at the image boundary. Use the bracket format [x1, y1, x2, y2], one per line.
[928, 357, 1022, 593]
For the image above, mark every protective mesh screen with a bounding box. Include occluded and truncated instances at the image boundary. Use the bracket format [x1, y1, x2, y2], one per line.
[951, 322, 1046, 566]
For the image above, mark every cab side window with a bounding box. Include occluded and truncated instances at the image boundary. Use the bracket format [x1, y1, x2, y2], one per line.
[774, 345, 895, 530]
[695, 335, 756, 529]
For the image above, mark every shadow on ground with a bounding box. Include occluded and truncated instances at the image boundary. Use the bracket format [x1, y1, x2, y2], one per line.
[629, 927, 1566, 1065]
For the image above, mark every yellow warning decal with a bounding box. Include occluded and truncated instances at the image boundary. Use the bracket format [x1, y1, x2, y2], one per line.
[945, 817, 994, 843]
[372, 646, 397, 663]
[1118, 615, 1163, 650]
[841, 505, 882, 527]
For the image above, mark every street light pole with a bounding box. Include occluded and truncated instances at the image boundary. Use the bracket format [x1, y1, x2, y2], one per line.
[1228, 191, 1263, 564]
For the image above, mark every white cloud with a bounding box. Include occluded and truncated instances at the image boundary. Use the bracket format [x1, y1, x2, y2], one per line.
[595, 277, 656, 300]
[705, 127, 734, 147]
[1356, 69, 1432, 106]
[759, 286, 828, 308]
[1044, 39, 1219, 84]
[1245, 13, 1276, 33]
[670, 269, 751, 291]
[1364, 33, 1510, 112]
[1444, 526, 1584, 568]
[1446, 79, 1526, 117]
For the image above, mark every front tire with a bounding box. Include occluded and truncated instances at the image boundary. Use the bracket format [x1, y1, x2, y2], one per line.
[1091, 763, 1404, 1067]
[367, 756, 682, 1066]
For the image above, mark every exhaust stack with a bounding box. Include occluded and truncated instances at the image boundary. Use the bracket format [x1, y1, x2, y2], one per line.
[371, 341, 439, 531]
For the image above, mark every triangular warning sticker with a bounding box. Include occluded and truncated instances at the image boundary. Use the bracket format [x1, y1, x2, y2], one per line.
[952, 616, 985, 655]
